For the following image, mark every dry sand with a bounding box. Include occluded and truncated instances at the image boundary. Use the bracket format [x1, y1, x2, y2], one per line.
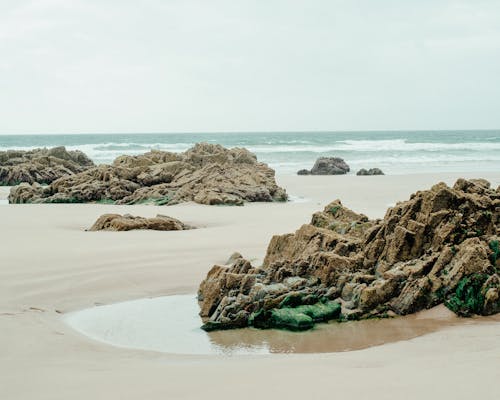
[1, 172, 500, 399]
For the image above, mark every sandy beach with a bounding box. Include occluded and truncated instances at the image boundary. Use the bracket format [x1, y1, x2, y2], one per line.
[1, 172, 500, 400]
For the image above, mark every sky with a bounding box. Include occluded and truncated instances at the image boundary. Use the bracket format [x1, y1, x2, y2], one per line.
[0, 0, 499, 134]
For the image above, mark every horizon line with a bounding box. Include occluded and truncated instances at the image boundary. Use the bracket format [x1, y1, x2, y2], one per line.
[0, 128, 499, 136]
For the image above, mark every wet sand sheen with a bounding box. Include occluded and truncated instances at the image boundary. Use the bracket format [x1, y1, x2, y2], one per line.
[65, 294, 498, 355]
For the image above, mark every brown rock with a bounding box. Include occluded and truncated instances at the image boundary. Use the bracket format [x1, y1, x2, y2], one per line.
[0, 146, 94, 186]
[87, 213, 190, 231]
[198, 179, 500, 331]
[9, 143, 287, 206]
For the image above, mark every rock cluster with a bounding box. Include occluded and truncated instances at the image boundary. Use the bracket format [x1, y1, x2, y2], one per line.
[198, 178, 500, 331]
[357, 168, 384, 176]
[88, 213, 190, 231]
[297, 157, 350, 175]
[9, 143, 287, 206]
[0, 146, 94, 185]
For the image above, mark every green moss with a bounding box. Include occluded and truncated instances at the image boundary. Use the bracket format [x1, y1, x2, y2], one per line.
[44, 197, 83, 204]
[154, 196, 171, 206]
[489, 240, 499, 266]
[268, 308, 314, 330]
[483, 210, 492, 220]
[293, 301, 341, 322]
[445, 273, 488, 317]
[95, 198, 115, 204]
[329, 205, 341, 215]
[249, 300, 341, 331]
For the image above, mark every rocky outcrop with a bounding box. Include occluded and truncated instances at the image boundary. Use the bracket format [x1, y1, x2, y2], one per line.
[8, 143, 287, 206]
[297, 157, 350, 175]
[88, 213, 190, 231]
[357, 168, 384, 176]
[198, 178, 500, 331]
[0, 146, 94, 185]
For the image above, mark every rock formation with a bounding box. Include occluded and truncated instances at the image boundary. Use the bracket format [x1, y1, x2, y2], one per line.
[198, 178, 500, 331]
[88, 213, 190, 231]
[0, 146, 94, 185]
[297, 157, 350, 175]
[9, 143, 287, 206]
[357, 168, 384, 176]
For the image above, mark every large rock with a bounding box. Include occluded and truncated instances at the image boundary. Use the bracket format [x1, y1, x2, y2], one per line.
[0, 146, 94, 185]
[297, 157, 350, 175]
[198, 178, 500, 331]
[88, 213, 190, 231]
[8, 143, 288, 206]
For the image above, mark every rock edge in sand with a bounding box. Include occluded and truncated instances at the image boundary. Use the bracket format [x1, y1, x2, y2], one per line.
[88, 213, 191, 231]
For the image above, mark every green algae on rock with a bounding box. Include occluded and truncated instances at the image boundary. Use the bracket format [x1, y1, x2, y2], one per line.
[198, 178, 500, 331]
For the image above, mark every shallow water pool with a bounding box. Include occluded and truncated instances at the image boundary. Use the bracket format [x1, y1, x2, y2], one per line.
[65, 294, 465, 356]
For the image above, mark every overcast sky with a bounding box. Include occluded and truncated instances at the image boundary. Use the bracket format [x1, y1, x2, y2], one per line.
[1, 0, 499, 134]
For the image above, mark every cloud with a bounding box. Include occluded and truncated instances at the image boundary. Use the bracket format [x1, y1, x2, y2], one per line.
[0, 0, 499, 134]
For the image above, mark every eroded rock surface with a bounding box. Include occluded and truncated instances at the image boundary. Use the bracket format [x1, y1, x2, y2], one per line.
[9, 143, 287, 205]
[88, 213, 190, 231]
[198, 178, 500, 331]
[0, 146, 94, 185]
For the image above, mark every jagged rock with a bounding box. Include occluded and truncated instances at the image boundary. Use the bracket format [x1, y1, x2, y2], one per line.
[357, 168, 384, 176]
[297, 157, 350, 175]
[198, 178, 500, 331]
[87, 213, 190, 231]
[0, 146, 94, 185]
[226, 252, 244, 265]
[8, 143, 288, 206]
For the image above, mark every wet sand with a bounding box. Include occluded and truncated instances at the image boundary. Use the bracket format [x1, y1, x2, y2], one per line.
[1, 172, 500, 399]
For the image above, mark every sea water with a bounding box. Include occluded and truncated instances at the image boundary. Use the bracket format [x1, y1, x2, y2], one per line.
[1, 130, 499, 174]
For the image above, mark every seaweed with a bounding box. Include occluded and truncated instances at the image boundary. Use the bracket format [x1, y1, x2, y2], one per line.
[248, 300, 341, 331]
[445, 273, 488, 316]
[489, 240, 499, 266]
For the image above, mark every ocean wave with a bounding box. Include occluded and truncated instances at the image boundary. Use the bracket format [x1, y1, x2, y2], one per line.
[247, 139, 500, 153]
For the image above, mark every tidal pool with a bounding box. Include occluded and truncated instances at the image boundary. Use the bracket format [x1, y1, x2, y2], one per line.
[65, 294, 466, 356]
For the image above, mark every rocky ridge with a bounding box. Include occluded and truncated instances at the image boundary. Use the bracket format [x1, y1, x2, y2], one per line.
[198, 178, 500, 331]
[0, 146, 94, 186]
[9, 143, 287, 206]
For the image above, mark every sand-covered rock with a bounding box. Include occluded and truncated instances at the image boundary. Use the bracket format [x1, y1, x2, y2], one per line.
[0, 146, 94, 185]
[88, 213, 190, 231]
[357, 168, 384, 176]
[8, 143, 287, 205]
[198, 178, 500, 331]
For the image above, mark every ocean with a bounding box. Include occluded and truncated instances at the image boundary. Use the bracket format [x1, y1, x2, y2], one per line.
[0, 130, 499, 175]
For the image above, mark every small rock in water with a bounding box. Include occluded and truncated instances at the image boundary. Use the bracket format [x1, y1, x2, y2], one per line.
[356, 168, 384, 176]
[297, 157, 350, 175]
